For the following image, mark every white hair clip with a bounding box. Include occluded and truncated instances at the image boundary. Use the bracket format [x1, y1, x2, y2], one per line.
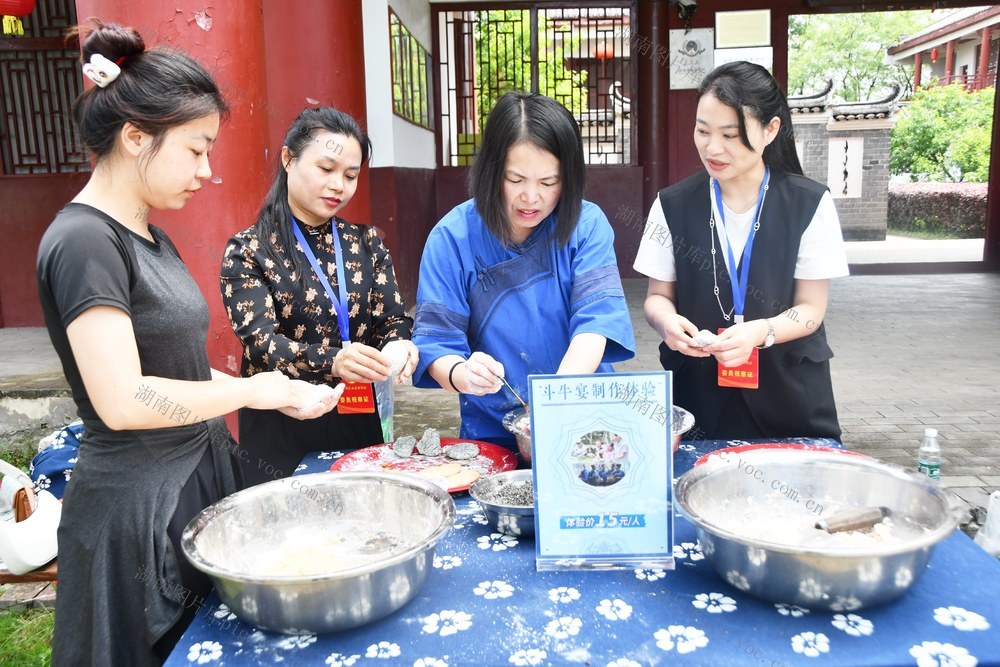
[82, 54, 121, 88]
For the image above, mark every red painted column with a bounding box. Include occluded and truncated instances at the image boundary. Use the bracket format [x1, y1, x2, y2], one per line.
[636, 0, 671, 205]
[945, 39, 956, 86]
[261, 0, 370, 226]
[913, 51, 923, 90]
[985, 76, 1000, 267]
[978, 27, 991, 90]
[73, 1, 271, 379]
[770, 11, 788, 90]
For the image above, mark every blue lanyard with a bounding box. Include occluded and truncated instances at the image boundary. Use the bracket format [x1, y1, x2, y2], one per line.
[712, 168, 769, 323]
[290, 218, 351, 346]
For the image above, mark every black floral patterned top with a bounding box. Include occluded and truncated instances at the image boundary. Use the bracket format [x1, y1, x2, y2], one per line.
[220, 217, 412, 383]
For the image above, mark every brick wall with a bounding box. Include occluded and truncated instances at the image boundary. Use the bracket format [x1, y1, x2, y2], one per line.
[792, 115, 895, 241]
[828, 126, 892, 241]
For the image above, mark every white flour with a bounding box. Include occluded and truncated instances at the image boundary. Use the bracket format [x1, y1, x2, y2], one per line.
[237, 521, 410, 576]
[699, 493, 928, 548]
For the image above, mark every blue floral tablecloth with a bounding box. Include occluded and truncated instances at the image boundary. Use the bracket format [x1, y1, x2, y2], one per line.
[167, 439, 1000, 667]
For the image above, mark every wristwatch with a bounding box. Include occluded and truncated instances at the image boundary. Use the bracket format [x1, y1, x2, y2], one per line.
[758, 319, 775, 349]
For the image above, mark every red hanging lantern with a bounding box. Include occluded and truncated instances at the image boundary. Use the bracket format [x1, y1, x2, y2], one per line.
[593, 41, 614, 61]
[930, 47, 939, 63]
[0, 0, 35, 36]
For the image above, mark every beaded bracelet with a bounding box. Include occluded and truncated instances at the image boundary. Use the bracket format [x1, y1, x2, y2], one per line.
[448, 360, 465, 392]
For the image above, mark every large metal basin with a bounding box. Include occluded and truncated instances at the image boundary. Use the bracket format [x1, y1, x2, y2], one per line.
[676, 450, 965, 611]
[181, 472, 455, 634]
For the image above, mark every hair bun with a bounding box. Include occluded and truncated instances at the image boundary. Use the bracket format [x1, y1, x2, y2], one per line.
[79, 18, 145, 64]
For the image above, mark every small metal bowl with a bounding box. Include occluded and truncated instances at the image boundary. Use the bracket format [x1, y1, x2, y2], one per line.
[181, 472, 455, 634]
[676, 450, 965, 611]
[501, 408, 533, 464]
[671, 406, 696, 452]
[502, 405, 696, 464]
[469, 469, 535, 537]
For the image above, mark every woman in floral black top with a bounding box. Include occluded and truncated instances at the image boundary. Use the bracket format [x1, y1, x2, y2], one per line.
[221, 108, 418, 486]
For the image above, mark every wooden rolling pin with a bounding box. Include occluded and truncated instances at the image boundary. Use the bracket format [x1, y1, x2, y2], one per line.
[815, 506, 889, 533]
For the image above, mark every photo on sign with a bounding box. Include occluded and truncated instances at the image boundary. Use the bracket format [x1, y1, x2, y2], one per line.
[570, 428, 629, 488]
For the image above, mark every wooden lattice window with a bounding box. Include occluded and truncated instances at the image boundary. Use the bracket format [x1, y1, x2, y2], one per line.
[0, 0, 88, 175]
[434, 5, 633, 167]
[390, 9, 433, 130]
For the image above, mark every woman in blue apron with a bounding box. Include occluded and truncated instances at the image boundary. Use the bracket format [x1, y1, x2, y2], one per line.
[412, 92, 635, 451]
[37, 20, 337, 665]
[221, 107, 418, 487]
[635, 61, 849, 440]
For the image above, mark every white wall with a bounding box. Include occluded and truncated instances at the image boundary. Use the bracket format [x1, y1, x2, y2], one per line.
[362, 0, 436, 169]
[393, 0, 431, 44]
[954, 41, 979, 77]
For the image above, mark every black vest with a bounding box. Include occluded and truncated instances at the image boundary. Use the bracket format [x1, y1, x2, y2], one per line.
[657, 170, 841, 440]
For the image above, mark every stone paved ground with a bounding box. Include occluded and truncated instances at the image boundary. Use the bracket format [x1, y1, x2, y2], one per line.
[822, 273, 1000, 517]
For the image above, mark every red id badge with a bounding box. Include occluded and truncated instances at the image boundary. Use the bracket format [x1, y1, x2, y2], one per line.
[336, 381, 376, 414]
[717, 328, 760, 389]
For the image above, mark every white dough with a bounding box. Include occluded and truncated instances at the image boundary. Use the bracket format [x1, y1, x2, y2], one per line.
[690, 329, 719, 348]
[383, 340, 409, 376]
[296, 383, 337, 413]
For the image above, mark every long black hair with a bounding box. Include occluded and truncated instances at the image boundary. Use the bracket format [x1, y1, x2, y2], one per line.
[71, 19, 228, 163]
[697, 61, 803, 175]
[254, 107, 372, 291]
[470, 92, 585, 247]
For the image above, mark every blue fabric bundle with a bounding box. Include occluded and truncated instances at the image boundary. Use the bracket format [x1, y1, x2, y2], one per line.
[29, 421, 82, 501]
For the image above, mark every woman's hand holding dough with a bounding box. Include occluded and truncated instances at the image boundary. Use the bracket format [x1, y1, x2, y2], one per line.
[460, 351, 504, 396]
[333, 343, 390, 383]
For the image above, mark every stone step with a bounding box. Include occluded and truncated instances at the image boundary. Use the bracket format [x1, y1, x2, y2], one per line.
[0, 581, 56, 611]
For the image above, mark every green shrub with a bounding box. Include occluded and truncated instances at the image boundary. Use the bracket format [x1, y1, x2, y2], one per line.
[891, 83, 994, 182]
[887, 182, 987, 238]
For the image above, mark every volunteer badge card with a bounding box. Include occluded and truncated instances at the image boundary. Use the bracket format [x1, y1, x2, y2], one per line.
[529, 372, 674, 570]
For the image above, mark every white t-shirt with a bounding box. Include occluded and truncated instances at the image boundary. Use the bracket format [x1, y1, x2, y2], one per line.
[633, 189, 849, 283]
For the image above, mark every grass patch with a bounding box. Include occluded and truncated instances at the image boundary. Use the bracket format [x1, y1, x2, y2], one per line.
[0, 448, 34, 473]
[0, 435, 38, 473]
[886, 227, 979, 240]
[0, 606, 54, 666]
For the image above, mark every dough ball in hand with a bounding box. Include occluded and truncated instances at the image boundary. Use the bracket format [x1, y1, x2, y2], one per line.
[382, 340, 409, 376]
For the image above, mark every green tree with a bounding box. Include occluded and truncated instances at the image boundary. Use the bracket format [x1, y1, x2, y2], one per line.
[473, 10, 588, 129]
[890, 83, 994, 182]
[788, 11, 936, 101]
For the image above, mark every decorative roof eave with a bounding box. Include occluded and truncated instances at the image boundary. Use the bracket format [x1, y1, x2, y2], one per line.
[828, 84, 903, 121]
[789, 79, 834, 115]
[887, 6, 1000, 59]
[575, 109, 616, 127]
[610, 81, 631, 117]
[573, 81, 630, 128]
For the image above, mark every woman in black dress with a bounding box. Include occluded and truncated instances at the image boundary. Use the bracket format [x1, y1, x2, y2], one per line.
[221, 108, 418, 487]
[36, 20, 337, 665]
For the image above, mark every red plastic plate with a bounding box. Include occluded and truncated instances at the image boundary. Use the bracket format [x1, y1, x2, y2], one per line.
[693, 442, 872, 467]
[329, 438, 517, 494]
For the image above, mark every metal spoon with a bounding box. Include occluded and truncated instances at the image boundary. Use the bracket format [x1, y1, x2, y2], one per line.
[815, 506, 889, 533]
[495, 373, 529, 412]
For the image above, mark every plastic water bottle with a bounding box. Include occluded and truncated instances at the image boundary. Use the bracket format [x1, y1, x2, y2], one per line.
[917, 428, 941, 480]
[974, 490, 1000, 559]
[372, 378, 394, 444]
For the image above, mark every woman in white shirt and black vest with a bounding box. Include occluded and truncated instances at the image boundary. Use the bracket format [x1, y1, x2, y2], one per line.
[635, 61, 848, 441]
